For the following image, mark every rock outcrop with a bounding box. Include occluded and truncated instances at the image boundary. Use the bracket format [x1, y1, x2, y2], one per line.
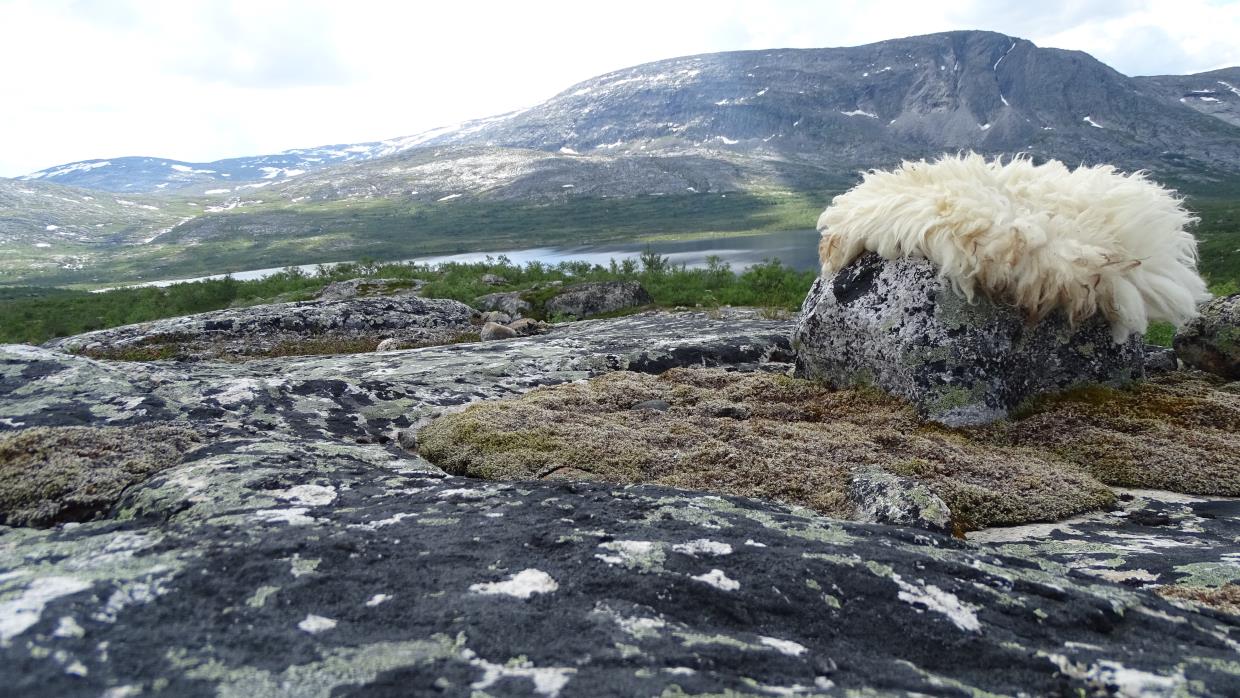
[3, 309, 1239, 694]
[313, 277, 424, 301]
[793, 253, 1145, 426]
[474, 291, 532, 319]
[1175, 293, 1240, 379]
[545, 280, 653, 319]
[44, 296, 477, 361]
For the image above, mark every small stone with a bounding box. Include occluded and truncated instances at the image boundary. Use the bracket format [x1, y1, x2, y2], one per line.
[480, 322, 518, 341]
[1143, 345, 1179, 374]
[397, 429, 419, 452]
[847, 467, 952, 535]
[632, 399, 671, 412]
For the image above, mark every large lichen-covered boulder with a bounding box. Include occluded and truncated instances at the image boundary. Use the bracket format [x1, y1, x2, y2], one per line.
[314, 277, 424, 300]
[545, 280, 653, 319]
[1175, 293, 1240, 379]
[793, 253, 1145, 426]
[474, 291, 533, 319]
[45, 296, 477, 361]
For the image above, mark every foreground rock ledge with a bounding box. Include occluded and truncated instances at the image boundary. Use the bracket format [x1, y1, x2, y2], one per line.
[2, 310, 1238, 695]
[794, 253, 1145, 426]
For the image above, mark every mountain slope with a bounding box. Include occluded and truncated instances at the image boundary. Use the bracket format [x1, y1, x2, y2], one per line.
[1134, 67, 1240, 128]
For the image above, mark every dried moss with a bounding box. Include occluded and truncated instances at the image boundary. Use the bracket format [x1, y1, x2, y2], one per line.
[1157, 583, 1240, 616]
[0, 424, 202, 527]
[415, 368, 1239, 531]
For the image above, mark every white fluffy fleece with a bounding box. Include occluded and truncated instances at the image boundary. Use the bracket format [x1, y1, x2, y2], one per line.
[817, 153, 1210, 342]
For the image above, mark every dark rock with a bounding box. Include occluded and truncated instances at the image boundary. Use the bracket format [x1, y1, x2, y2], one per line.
[632, 399, 671, 412]
[474, 291, 532, 319]
[480, 322, 518, 341]
[46, 296, 475, 361]
[1145, 344, 1180, 374]
[3, 311, 1239, 694]
[793, 253, 1144, 426]
[1175, 293, 1240, 379]
[315, 277, 423, 301]
[396, 428, 419, 452]
[545, 281, 653, 319]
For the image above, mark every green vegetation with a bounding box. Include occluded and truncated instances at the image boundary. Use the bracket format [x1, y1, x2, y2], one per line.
[5, 192, 825, 287]
[0, 252, 817, 345]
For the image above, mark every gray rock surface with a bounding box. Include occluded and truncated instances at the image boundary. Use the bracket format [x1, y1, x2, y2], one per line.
[314, 277, 424, 301]
[545, 280, 653, 319]
[1145, 344, 1180, 373]
[479, 273, 509, 286]
[1175, 293, 1240, 379]
[3, 310, 1239, 695]
[474, 291, 532, 319]
[794, 253, 1145, 426]
[479, 310, 512, 325]
[45, 296, 477, 361]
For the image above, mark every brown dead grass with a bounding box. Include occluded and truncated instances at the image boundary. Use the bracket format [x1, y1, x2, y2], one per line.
[1157, 583, 1240, 616]
[420, 368, 1240, 530]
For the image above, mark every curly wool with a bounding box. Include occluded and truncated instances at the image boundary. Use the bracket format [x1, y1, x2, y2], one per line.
[817, 153, 1210, 342]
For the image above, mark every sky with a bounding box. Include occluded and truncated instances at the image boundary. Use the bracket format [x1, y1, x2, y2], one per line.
[1, 0, 1238, 177]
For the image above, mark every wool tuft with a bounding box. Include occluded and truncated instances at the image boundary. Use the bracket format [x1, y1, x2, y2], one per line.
[817, 153, 1210, 342]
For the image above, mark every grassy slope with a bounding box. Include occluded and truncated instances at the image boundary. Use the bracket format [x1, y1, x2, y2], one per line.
[4, 192, 827, 288]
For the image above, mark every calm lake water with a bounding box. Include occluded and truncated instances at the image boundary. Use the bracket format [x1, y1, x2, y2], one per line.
[101, 229, 821, 290]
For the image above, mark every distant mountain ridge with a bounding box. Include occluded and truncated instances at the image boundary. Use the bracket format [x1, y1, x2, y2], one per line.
[20, 30, 1240, 197]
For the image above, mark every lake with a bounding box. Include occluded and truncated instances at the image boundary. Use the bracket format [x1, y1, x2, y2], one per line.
[98, 229, 821, 290]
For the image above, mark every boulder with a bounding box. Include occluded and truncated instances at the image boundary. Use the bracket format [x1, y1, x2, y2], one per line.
[479, 273, 509, 286]
[46, 296, 475, 361]
[846, 467, 952, 535]
[474, 291, 532, 319]
[793, 253, 1145, 426]
[1144, 344, 1180, 374]
[479, 322, 518, 341]
[544, 281, 653, 319]
[315, 277, 423, 301]
[1174, 293, 1240, 379]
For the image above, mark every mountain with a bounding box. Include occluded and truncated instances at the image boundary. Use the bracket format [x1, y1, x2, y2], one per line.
[16, 132, 467, 194]
[6, 30, 1240, 286]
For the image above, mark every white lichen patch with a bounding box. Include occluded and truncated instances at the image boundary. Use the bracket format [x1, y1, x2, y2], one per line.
[0, 576, 92, 644]
[466, 650, 576, 697]
[297, 614, 337, 634]
[759, 636, 808, 656]
[365, 594, 392, 607]
[272, 484, 337, 506]
[594, 540, 666, 571]
[744, 539, 767, 547]
[671, 539, 733, 557]
[892, 574, 980, 632]
[250, 507, 320, 526]
[1043, 653, 1185, 697]
[469, 569, 558, 599]
[690, 569, 740, 591]
[53, 616, 85, 638]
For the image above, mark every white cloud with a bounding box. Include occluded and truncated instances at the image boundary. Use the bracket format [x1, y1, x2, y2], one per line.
[0, 0, 1236, 176]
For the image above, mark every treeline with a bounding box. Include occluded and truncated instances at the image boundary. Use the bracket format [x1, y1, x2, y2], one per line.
[0, 252, 818, 345]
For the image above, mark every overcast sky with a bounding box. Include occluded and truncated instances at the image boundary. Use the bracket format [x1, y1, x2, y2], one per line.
[1, 0, 1238, 177]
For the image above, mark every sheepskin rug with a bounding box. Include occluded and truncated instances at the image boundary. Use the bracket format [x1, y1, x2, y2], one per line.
[817, 153, 1210, 342]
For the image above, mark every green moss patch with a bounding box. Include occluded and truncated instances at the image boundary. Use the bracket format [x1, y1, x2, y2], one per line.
[0, 424, 203, 527]
[419, 369, 1232, 531]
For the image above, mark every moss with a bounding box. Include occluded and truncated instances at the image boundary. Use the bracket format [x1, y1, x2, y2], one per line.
[414, 368, 1240, 531]
[0, 424, 203, 527]
[1157, 583, 1240, 616]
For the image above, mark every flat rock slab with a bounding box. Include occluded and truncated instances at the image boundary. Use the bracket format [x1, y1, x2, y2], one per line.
[44, 296, 477, 360]
[3, 478, 1239, 696]
[3, 310, 1240, 695]
[794, 253, 1145, 426]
